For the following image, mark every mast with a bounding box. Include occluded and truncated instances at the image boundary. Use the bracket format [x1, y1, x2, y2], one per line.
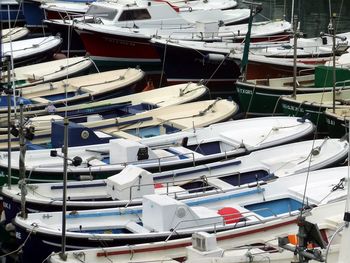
[240, 1, 263, 81]
[18, 100, 27, 218]
[329, 13, 336, 113]
[337, 122, 350, 262]
[59, 115, 68, 261]
[6, 56, 12, 189]
[292, 15, 299, 99]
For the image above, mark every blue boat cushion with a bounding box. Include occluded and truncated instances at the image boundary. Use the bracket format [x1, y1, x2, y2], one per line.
[244, 198, 303, 217]
[186, 142, 221, 155]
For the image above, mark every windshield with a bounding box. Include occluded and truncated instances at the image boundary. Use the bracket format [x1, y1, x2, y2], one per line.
[86, 5, 118, 21]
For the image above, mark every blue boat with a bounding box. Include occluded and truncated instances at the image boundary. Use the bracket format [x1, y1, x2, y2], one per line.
[0, 0, 26, 28]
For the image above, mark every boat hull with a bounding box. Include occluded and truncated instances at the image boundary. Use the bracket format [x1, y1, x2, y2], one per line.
[324, 111, 349, 138]
[76, 28, 161, 69]
[153, 41, 241, 96]
[22, 0, 44, 28]
[45, 20, 86, 56]
[13, 214, 297, 263]
[280, 98, 328, 134]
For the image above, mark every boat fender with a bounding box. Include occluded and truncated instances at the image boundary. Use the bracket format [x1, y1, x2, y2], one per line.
[78, 175, 94, 181]
[204, 54, 225, 63]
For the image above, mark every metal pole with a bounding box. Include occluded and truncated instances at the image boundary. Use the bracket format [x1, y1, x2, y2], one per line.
[59, 116, 68, 261]
[292, 15, 298, 99]
[19, 101, 26, 218]
[6, 56, 12, 189]
[331, 14, 336, 113]
[297, 216, 306, 263]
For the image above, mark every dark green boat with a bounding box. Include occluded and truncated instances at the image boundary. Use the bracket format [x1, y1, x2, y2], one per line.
[236, 65, 350, 117]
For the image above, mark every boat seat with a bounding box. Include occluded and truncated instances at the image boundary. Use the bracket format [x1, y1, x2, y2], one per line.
[125, 221, 150, 233]
[207, 178, 233, 191]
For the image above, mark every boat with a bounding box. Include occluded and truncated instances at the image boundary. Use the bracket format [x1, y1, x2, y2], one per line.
[1, 35, 63, 67]
[13, 166, 349, 263]
[43, 0, 251, 56]
[151, 37, 338, 90]
[0, 81, 208, 127]
[0, 98, 237, 152]
[0, 67, 145, 111]
[1, 137, 347, 223]
[0, 116, 314, 183]
[324, 108, 350, 138]
[1, 26, 29, 43]
[0, 0, 26, 28]
[1, 56, 93, 88]
[72, 16, 291, 69]
[23, 0, 238, 29]
[164, 0, 238, 12]
[236, 64, 350, 117]
[47, 189, 349, 263]
[280, 88, 350, 135]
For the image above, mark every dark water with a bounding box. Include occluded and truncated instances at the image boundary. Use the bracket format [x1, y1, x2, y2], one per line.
[240, 0, 350, 37]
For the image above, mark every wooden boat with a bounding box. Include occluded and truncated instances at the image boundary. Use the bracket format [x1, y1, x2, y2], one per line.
[236, 65, 350, 117]
[1, 138, 347, 222]
[47, 193, 348, 263]
[1, 26, 29, 43]
[1, 35, 62, 67]
[324, 108, 350, 138]
[0, 116, 313, 183]
[0, 67, 145, 111]
[14, 166, 348, 262]
[1, 56, 93, 88]
[0, 98, 237, 152]
[44, 0, 251, 56]
[0, 82, 208, 127]
[280, 88, 350, 135]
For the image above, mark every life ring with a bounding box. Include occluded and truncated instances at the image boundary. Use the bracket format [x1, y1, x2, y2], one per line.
[81, 130, 90, 140]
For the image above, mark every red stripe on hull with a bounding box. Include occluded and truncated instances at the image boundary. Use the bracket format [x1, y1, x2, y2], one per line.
[96, 218, 297, 257]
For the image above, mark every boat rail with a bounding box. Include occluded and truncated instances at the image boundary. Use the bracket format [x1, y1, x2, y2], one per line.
[164, 210, 271, 241]
[335, 79, 350, 89]
[298, 67, 315, 75]
[120, 164, 269, 201]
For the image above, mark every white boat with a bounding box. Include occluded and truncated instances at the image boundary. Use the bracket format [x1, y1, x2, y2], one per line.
[42, 0, 248, 26]
[0, 81, 208, 125]
[0, 67, 145, 111]
[1, 26, 30, 43]
[1, 137, 347, 221]
[166, 0, 238, 12]
[15, 166, 349, 262]
[1, 56, 93, 88]
[0, 116, 313, 181]
[0, 98, 237, 151]
[43, 0, 251, 55]
[47, 191, 348, 263]
[1, 35, 62, 67]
